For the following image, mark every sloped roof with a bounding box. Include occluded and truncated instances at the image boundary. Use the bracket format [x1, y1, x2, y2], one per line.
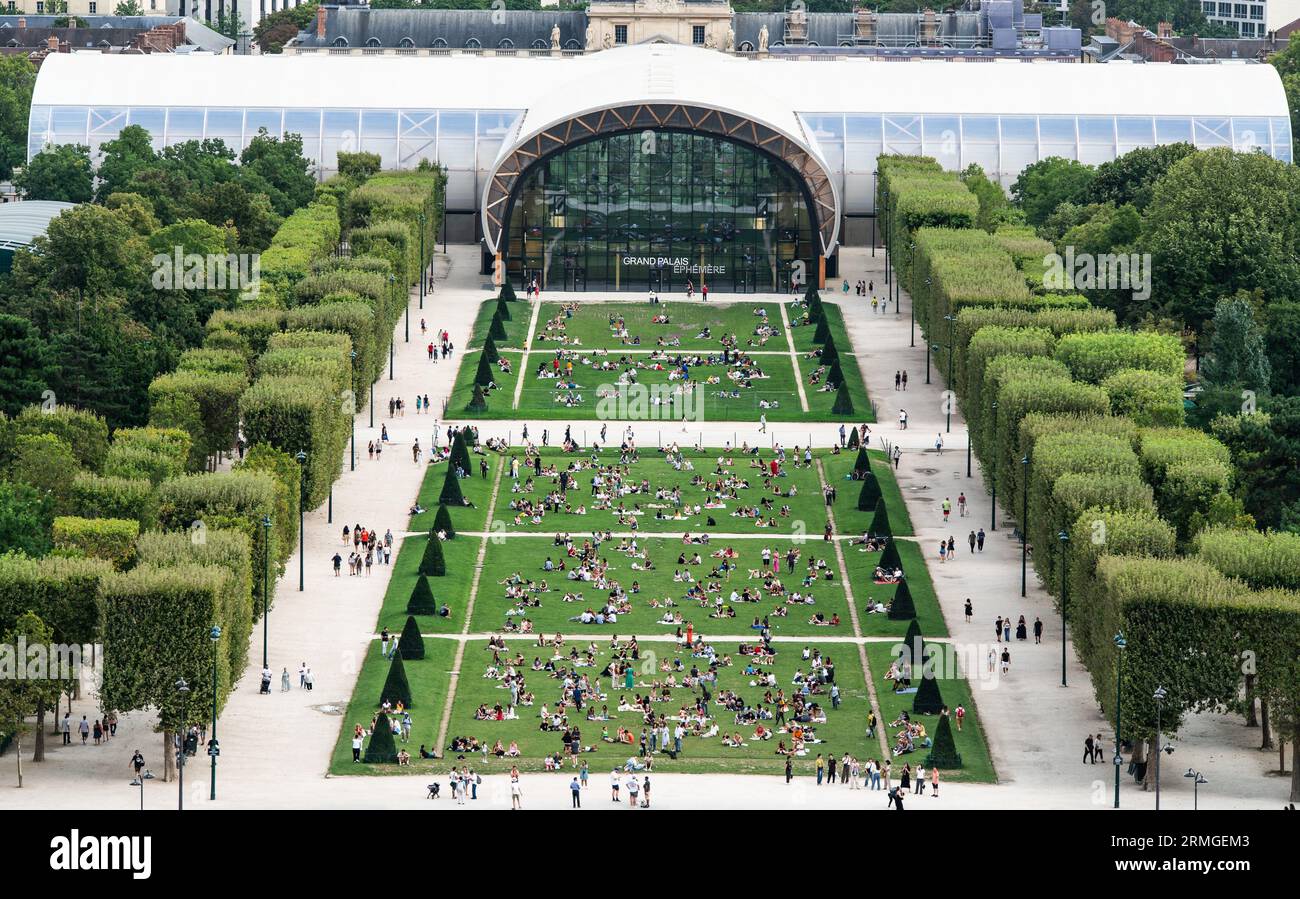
[291, 8, 586, 49]
[0, 200, 76, 252]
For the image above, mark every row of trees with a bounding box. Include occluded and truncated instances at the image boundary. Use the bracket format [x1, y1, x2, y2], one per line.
[883, 151, 1300, 801]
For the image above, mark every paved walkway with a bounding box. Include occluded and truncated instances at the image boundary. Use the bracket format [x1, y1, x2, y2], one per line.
[3, 245, 1287, 810]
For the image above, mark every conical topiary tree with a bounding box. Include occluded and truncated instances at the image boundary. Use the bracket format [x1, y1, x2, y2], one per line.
[853, 445, 870, 475]
[821, 334, 839, 366]
[440, 465, 465, 507]
[364, 712, 398, 763]
[901, 617, 923, 654]
[879, 538, 902, 574]
[926, 714, 962, 768]
[489, 312, 507, 341]
[467, 383, 488, 413]
[407, 574, 437, 615]
[496, 295, 512, 321]
[804, 283, 821, 320]
[419, 534, 447, 576]
[433, 503, 455, 539]
[483, 334, 500, 364]
[474, 353, 494, 387]
[913, 671, 945, 714]
[813, 314, 830, 344]
[832, 382, 854, 415]
[499, 281, 517, 302]
[450, 430, 472, 474]
[828, 358, 844, 388]
[398, 614, 425, 660]
[857, 471, 881, 511]
[870, 497, 891, 537]
[847, 427, 860, 449]
[889, 580, 917, 621]
[379, 654, 412, 708]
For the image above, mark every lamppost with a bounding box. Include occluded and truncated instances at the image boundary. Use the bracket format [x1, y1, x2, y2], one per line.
[966, 427, 972, 477]
[905, 244, 916, 321]
[1153, 685, 1167, 810]
[208, 625, 220, 801]
[943, 313, 956, 432]
[369, 378, 375, 430]
[1058, 529, 1069, 687]
[129, 767, 153, 810]
[389, 275, 396, 380]
[261, 515, 271, 667]
[175, 677, 190, 811]
[926, 342, 934, 385]
[1183, 768, 1207, 810]
[871, 172, 877, 257]
[417, 210, 427, 309]
[295, 450, 307, 592]
[883, 186, 890, 286]
[349, 350, 357, 472]
[1113, 632, 1127, 809]
[989, 400, 998, 531]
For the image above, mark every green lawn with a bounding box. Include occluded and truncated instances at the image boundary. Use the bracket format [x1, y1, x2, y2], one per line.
[409, 452, 500, 534]
[440, 638, 875, 775]
[825, 449, 915, 537]
[531, 300, 787, 352]
[328, 636, 458, 775]
[492, 445, 831, 536]
[844, 539, 948, 638]
[470, 535, 853, 638]
[465, 296, 531, 350]
[864, 642, 996, 783]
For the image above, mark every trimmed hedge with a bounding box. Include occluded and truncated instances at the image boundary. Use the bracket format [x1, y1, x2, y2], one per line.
[962, 325, 1055, 402]
[1101, 368, 1185, 427]
[1054, 330, 1184, 385]
[398, 614, 425, 660]
[52, 515, 139, 569]
[258, 198, 341, 302]
[8, 405, 110, 472]
[232, 443, 301, 568]
[284, 301, 376, 398]
[104, 427, 193, 485]
[1194, 527, 1300, 590]
[68, 473, 157, 529]
[239, 375, 346, 509]
[147, 370, 247, 468]
[0, 554, 112, 643]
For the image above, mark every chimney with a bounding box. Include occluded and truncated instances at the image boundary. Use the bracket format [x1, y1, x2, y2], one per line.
[17, 16, 25, 28]
[47, 36, 59, 51]
[316, 5, 328, 39]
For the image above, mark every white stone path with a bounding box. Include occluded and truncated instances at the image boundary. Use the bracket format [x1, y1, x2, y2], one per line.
[1, 246, 1287, 811]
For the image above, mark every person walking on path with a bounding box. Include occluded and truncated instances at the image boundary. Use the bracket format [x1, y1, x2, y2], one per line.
[280, 667, 290, 692]
[62, 713, 71, 745]
[958, 492, 967, 516]
[570, 776, 582, 808]
[968, 531, 977, 553]
[511, 775, 523, 810]
[611, 768, 621, 802]
[901, 370, 908, 391]
[942, 497, 951, 523]
[894, 371, 901, 390]
[935, 433, 944, 454]
[785, 757, 793, 783]
[931, 767, 940, 798]
[976, 528, 986, 551]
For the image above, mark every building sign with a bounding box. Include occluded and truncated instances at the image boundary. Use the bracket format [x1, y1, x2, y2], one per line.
[620, 255, 727, 275]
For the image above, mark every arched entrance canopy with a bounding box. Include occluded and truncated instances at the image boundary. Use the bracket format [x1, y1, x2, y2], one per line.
[481, 102, 839, 257]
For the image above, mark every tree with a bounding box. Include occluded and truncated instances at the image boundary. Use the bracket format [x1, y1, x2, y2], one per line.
[433, 503, 456, 539]
[336, 152, 382, 181]
[961, 163, 1011, 232]
[1089, 143, 1196, 212]
[8, 434, 80, 510]
[489, 312, 507, 342]
[832, 382, 854, 415]
[104, 192, 160, 236]
[1011, 157, 1095, 227]
[440, 464, 466, 505]
[240, 131, 316, 217]
[889, 579, 916, 620]
[1143, 148, 1300, 334]
[853, 446, 870, 475]
[14, 144, 94, 203]
[363, 712, 398, 763]
[913, 670, 945, 714]
[870, 497, 892, 538]
[820, 334, 839, 366]
[9, 203, 149, 307]
[879, 538, 902, 574]
[857, 471, 881, 511]
[254, 3, 319, 54]
[1211, 397, 1300, 532]
[846, 427, 859, 449]
[496, 295, 512, 322]
[114, 0, 144, 12]
[0, 612, 62, 786]
[419, 534, 447, 576]
[813, 315, 830, 344]
[1265, 301, 1300, 396]
[499, 281, 518, 302]
[94, 125, 158, 203]
[398, 615, 425, 660]
[926, 713, 963, 768]
[0, 481, 54, 558]
[482, 335, 500, 365]
[1202, 295, 1271, 394]
[407, 575, 437, 615]
[474, 354, 494, 388]
[0, 57, 37, 182]
[0, 315, 51, 418]
[379, 654, 412, 708]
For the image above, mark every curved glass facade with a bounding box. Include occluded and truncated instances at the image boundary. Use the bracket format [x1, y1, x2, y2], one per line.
[504, 130, 818, 292]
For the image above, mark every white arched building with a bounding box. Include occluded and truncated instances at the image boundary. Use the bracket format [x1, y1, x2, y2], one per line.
[29, 44, 1292, 290]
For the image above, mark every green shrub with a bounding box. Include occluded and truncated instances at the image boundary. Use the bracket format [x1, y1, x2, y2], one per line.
[433, 504, 455, 539]
[68, 473, 157, 529]
[239, 376, 345, 509]
[259, 199, 340, 299]
[913, 670, 945, 714]
[1137, 427, 1231, 492]
[879, 538, 901, 574]
[1194, 527, 1300, 590]
[1054, 331, 1184, 385]
[962, 325, 1055, 401]
[379, 654, 413, 708]
[831, 382, 854, 415]
[870, 497, 891, 537]
[233, 443, 301, 568]
[439, 465, 466, 505]
[105, 427, 193, 485]
[0, 554, 111, 642]
[364, 712, 398, 763]
[1158, 460, 1234, 543]
[1102, 369, 1185, 431]
[419, 535, 446, 577]
[926, 714, 962, 768]
[9, 433, 80, 508]
[9, 405, 110, 472]
[205, 308, 285, 358]
[407, 575, 437, 615]
[284, 301, 377, 394]
[398, 614, 425, 660]
[52, 516, 138, 569]
[969, 355, 1072, 456]
[1068, 507, 1178, 613]
[888, 578, 915, 620]
[993, 375, 1110, 490]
